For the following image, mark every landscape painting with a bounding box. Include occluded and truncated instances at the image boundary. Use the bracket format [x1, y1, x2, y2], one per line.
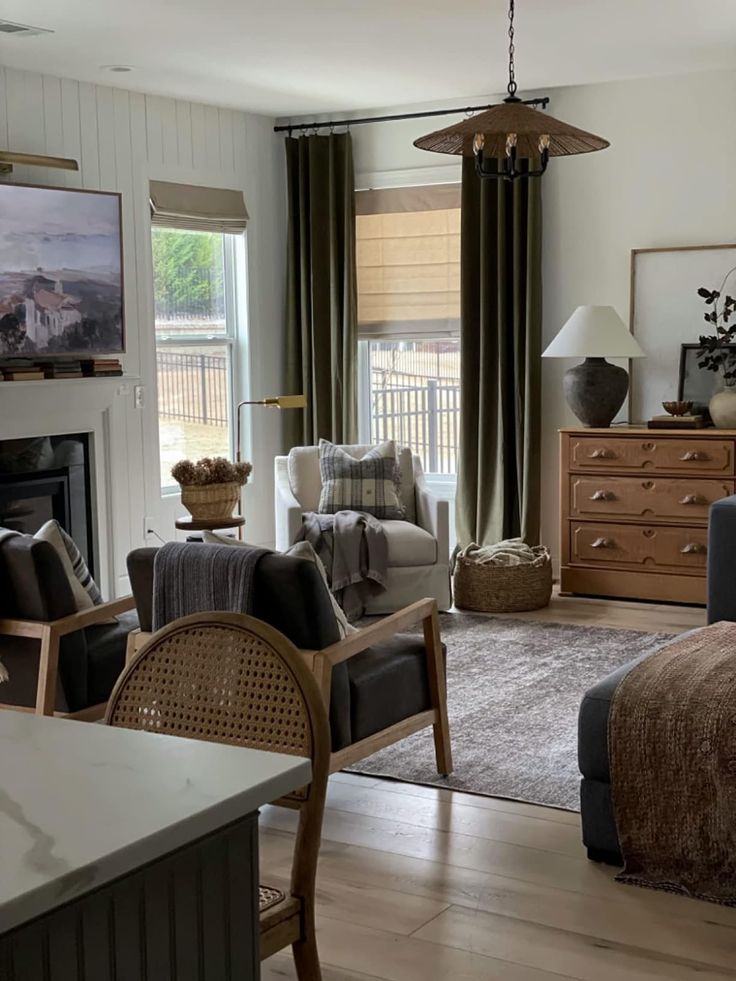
[0, 183, 123, 356]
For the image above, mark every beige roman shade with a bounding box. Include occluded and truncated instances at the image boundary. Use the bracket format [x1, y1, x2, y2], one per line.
[149, 180, 249, 233]
[356, 183, 460, 340]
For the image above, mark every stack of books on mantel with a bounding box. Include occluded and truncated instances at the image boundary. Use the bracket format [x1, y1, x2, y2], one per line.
[81, 358, 123, 377]
[42, 359, 83, 379]
[1, 359, 45, 381]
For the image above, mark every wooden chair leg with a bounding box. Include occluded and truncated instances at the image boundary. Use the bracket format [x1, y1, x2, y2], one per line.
[291, 934, 322, 981]
[35, 626, 59, 716]
[423, 609, 453, 776]
[125, 629, 140, 667]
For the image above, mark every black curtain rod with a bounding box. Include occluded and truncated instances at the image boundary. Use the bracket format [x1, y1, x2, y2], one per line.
[273, 97, 550, 134]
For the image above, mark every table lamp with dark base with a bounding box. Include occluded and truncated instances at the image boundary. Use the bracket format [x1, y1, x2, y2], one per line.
[543, 306, 646, 428]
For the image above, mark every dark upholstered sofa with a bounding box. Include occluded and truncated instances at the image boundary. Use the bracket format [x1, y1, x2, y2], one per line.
[126, 547, 449, 766]
[0, 532, 138, 717]
[578, 495, 736, 864]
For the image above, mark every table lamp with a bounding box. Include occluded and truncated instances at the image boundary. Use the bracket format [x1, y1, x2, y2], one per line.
[542, 306, 646, 427]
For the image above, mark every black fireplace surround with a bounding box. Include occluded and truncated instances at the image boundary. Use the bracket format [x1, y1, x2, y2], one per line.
[0, 433, 95, 576]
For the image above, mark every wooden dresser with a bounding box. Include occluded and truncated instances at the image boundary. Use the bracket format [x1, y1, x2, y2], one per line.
[560, 427, 736, 604]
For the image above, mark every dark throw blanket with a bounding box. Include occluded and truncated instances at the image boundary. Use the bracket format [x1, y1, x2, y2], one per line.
[152, 541, 269, 630]
[297, 510, 388, 621]
[609, 620, 736, 905]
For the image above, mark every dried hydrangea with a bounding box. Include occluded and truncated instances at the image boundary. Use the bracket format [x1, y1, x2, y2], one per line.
[171, 456, 253, 486]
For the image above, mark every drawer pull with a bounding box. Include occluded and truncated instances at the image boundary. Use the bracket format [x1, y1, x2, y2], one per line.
[591, 537, 615, 549]
[590, 490, 615, 502]
[588, 448, 614, 459]
[680, 542, 707, 555]
[680, 451, 707, 462]
[679, 494, 706, 506]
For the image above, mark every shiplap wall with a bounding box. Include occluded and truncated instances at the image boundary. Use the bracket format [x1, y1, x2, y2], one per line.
[0, 65, 286, 593]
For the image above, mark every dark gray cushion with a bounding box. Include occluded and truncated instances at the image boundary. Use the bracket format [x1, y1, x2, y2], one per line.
[347, 635, 439, 744]
[86, 611, 139, 707]
[708, 495, 736, 624]
[126, 547, 352, 750]
[0, 533, 89, 710]
[580, 778, 621, 857]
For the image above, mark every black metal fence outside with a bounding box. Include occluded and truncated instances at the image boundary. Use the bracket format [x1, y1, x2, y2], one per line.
[156, 351, 461, 473]
[156, 351, 229, 426]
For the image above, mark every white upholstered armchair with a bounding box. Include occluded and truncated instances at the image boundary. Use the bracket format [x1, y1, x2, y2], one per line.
[274, 444, 451, 613]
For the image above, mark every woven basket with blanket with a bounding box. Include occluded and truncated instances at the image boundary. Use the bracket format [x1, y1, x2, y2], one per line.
[453, 538, 552, 613]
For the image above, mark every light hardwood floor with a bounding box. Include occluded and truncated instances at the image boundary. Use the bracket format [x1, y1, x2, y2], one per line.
[260, 592, 736, 981]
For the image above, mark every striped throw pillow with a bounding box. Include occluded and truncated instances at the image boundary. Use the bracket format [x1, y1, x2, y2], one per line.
[34, 519, 103, 611]
[318, 439, 405, 519]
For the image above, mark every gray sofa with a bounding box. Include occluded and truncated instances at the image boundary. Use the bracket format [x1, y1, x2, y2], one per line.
[578, 494, 736, 864]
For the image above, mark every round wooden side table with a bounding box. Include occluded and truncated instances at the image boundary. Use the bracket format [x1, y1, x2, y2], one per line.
[174, 516, 246, 533]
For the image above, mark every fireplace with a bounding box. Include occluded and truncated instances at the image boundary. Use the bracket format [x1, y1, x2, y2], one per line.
[0, 433, 95, 575]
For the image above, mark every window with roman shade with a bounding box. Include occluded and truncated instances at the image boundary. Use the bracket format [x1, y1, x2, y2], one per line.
[356, 183, 461, 476]
[355, 183, 460, 340]
[149, 181, 248, 492]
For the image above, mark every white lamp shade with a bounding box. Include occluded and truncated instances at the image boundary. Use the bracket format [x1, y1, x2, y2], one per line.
[542, 306, 646, 359]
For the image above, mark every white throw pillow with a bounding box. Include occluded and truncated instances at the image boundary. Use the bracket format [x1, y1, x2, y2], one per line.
[317, 439, 405, 518]
[284, 541, 358, 638]
[202, 531, 357, 638]
[34, 519, 101, 612]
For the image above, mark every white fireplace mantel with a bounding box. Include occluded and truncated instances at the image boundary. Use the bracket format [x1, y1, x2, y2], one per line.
[1, 376, 143, 599]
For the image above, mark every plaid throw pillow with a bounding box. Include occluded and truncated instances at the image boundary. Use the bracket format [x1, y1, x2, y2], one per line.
[318, 440, 405, 519]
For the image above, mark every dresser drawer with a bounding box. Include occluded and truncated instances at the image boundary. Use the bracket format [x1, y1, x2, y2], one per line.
[570, 521, 708, 574]
[569, 476, 735, 523]
[568, 435, 735, 474]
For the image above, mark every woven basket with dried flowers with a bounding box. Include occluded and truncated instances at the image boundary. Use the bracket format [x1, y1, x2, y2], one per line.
[172, 457, 253, 520]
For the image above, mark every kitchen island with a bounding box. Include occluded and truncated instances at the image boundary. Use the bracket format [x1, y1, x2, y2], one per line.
[0, 711, 310, 980]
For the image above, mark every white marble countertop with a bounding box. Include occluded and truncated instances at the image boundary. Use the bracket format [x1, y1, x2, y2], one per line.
[0, 711, 311, 935]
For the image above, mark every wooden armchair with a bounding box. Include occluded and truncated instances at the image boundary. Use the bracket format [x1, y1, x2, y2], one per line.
[0, 533, 136, 719]
[106, 612, 330, 980]
[126, 547, 452, 776]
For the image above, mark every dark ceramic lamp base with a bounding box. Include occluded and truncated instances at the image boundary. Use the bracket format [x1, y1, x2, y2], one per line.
[564, 357, 629, 428]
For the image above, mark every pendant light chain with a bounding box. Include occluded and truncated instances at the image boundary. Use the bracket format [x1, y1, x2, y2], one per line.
[507, 0, 517, 99]
[413, 0, 610, 180]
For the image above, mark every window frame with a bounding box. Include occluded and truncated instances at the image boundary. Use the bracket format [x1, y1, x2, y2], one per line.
[355, 179, 461, 479]
[152, 231, 243, 496]
[358, 336, 461, 478]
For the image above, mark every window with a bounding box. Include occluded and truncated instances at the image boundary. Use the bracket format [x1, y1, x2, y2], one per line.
[152, 227, 241, 491]
[356, 185, 461, 474]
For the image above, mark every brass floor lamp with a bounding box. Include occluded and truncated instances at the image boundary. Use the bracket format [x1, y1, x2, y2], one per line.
[234, 394, 307, 534]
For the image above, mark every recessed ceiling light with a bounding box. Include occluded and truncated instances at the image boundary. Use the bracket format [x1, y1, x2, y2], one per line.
[101, 65, 135, 73]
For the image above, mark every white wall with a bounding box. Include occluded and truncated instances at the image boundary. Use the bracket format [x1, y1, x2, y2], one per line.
[0, 66, 286, 595]
[331, 68, 736, 564]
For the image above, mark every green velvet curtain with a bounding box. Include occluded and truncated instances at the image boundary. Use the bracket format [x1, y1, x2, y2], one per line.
[455, 157, 543, 547]
[284, 133, 358, 447]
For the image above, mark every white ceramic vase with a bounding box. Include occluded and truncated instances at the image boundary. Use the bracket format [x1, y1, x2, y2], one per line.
[709, 384, 736, 428]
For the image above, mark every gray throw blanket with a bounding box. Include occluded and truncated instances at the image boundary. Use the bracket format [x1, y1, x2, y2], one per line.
[152, 541, 269, 631]
[297, 510, 388, 621]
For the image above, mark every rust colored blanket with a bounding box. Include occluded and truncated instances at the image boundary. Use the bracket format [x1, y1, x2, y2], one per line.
[609, 620, 736, 905]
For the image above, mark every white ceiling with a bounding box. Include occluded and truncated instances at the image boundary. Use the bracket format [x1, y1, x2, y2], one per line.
[1, 0, 735, 118]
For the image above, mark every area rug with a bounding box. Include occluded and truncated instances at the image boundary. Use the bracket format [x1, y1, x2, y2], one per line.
[348, 613, 673, 811]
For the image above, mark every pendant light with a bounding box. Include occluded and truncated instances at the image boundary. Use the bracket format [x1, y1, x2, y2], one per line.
[414, 0, 609, 180]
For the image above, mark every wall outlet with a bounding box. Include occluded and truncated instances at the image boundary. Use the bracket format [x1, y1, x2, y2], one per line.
[134, 385, 145, 409]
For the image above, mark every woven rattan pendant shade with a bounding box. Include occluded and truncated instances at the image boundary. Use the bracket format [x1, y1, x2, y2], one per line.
[414, 102, 609, 159]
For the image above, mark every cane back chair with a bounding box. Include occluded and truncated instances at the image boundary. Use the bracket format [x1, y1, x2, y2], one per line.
[105, 611, 330, 980]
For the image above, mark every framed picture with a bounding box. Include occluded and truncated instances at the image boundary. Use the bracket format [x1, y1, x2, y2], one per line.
[629, 244, 736, 422]
[678, 342, 736, 417]
[0, 181, 124, 357]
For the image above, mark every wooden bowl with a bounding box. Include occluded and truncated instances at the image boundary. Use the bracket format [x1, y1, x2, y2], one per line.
[662, 400, 693, 417]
